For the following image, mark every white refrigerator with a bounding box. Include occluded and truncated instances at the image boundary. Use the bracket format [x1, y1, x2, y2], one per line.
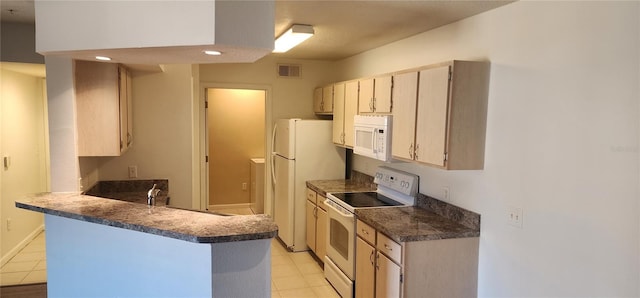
[271, 119, 346, 252]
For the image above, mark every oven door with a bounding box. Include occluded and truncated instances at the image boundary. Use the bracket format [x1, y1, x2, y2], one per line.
[324, 198, 355, 279]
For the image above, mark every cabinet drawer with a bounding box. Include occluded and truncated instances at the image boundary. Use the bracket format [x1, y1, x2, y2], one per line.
[356, 220, 376, 245]
[377, 232, 402, 264]
[317, 195, 327, 211]
[306, 188, 317, 205]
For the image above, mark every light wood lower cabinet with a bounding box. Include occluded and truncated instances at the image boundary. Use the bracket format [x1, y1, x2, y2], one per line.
[355, 219, 479, 298]
[305, 188, 327, 261]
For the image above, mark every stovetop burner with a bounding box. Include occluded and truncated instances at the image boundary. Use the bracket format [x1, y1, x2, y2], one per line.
[329, 192, 403, 208]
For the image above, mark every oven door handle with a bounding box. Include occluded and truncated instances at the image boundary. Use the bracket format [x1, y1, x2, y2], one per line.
[324, 199, 354, 219]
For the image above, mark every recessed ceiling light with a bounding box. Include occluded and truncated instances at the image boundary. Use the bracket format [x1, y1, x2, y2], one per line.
[95, 56, 112, 61]
[203, 50, 222, 56]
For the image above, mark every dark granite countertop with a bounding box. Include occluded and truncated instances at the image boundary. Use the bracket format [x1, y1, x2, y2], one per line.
[16, 192, 278, 244]
[307, 176, 480, 244]
[306, 179, 376, 196]
[355, 206, 480, 243]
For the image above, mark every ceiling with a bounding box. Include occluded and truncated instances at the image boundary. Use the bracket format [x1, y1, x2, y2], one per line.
[0, 0, 513, 61]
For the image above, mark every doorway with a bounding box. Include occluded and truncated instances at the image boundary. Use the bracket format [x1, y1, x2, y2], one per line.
[206, 88, 266, 214]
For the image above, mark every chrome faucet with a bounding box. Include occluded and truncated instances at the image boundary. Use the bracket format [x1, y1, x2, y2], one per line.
[147, 184, 160, 206]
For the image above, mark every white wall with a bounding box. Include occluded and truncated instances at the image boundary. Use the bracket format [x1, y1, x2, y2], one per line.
[95, 65, 195, 209]
[0, 66, 48, 262]
[339, 2, 639, 296]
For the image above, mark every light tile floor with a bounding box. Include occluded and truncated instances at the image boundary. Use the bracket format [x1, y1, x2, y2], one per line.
[0, 231, 47, 286]
[0, 209, 341, 298]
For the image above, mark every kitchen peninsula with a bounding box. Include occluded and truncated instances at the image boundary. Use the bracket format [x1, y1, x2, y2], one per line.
[16, 193, 278, 297]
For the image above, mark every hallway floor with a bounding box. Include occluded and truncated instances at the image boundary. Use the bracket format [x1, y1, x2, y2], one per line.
[0, 231, 47, 286]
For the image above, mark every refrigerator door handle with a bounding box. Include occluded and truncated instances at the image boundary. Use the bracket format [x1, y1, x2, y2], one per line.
[270, 123, 278, 185]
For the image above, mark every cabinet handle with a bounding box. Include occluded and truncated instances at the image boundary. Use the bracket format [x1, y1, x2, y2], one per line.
[414, 144, 420, 160]
[362, 229, 369, 235]
[373, 97, 377, 111]
[314, 206, 318, 218]
[375, 252, 380, 270]
[369, 250, 375, 265]
[384, 244, 393, 251]
[369, 99, 374, 111]
[320, 101, 324, 111]
[127, 132, 132, 146]
[409, 143, 414, 159]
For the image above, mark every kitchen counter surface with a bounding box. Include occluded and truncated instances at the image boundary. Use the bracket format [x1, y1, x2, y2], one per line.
[355, 206, 480, 243]
[306, 179, 376, 196]
[16, 192, 278, 243]
[308, 177, 480, 244]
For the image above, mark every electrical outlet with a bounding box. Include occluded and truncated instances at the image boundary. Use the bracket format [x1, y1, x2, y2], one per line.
[128, 166, 138, 178]
[6, 218, 11, 231]
[507, 206, 523, 228]
[242, 182, 248, 191]
[443, 187, 450, 201]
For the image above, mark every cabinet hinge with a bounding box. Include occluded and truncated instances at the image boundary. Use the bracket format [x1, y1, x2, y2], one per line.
[205, 100, 208, 109]
[205, 156, 209, 163]
[443, 152, 448, 162]
[400, 273, 404, 283]
[448, 70, 452, 81]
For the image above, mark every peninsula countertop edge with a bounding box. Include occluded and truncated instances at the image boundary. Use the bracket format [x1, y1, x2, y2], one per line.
[16, 192, 278, 244]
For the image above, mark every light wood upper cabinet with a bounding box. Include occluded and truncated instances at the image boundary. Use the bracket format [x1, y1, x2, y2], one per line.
[75, 60, 133, 157]
[391, 71, 419, 160]
[332, 81, 359, 148]
[313, 85, 333, 115]
[391, 60, 490, 170]
[332, 83, 346, 145]
[358, 76, 392, 114]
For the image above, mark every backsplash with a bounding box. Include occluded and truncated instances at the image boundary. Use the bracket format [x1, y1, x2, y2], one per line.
[84, 179, 169, 196]
[350, 170, 376, 188]
[416, 194, 480, 231]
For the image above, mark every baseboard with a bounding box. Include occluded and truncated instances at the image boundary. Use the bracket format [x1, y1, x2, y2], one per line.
[0, 224, 45, 267]
[208, 203, 251, 210]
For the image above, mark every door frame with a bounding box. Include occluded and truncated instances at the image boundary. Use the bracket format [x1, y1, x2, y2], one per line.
[198, 82, 273, 215]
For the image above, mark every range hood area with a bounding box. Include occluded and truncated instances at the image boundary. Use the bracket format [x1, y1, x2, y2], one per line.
[34, 0, 275, 64]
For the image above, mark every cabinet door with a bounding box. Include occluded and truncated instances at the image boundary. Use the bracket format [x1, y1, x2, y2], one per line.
[376, 252, 402, 298]
[391, 72, 418, 160]
[316, 200, 328, 261]
[75, 60, 121, 156]
[358, 78, 374, 113]
[332, 83, 346, 145]
[416, 65, 450, 166]
[344, 81, 359, 148]
[313, 87, 324, 114]
[374, 76, 393, 113]
[356, 237, 376, 298]
[305, 200, 316, 252]
[322, 85, 334, 113]
[118, 65, 132, 153]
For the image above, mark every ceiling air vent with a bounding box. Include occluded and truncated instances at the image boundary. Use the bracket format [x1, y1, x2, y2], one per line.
[277, 64, 301, 78]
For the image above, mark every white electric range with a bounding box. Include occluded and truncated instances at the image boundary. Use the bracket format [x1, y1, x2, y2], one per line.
[323, 166, 419, 298]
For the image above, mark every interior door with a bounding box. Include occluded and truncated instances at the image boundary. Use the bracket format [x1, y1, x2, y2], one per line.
[273, 155, 295, 248]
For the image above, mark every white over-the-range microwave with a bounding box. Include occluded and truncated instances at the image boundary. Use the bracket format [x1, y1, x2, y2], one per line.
[353, 115, 392, 161]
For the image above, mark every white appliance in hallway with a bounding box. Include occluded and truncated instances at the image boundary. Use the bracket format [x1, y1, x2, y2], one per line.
[250, 158, 265, 214]
[271, 119, 346, 252]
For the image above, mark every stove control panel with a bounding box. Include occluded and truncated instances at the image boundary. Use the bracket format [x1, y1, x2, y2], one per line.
[374, 166, 419, 196]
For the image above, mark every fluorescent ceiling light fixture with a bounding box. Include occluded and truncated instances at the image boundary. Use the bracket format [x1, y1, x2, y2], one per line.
[273, 24, 314, 53]
[203, 50, 222, 56]
[95, 56, 111, 61]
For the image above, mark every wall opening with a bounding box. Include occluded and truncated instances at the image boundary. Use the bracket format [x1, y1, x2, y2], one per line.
[206, 88, 266, 214]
